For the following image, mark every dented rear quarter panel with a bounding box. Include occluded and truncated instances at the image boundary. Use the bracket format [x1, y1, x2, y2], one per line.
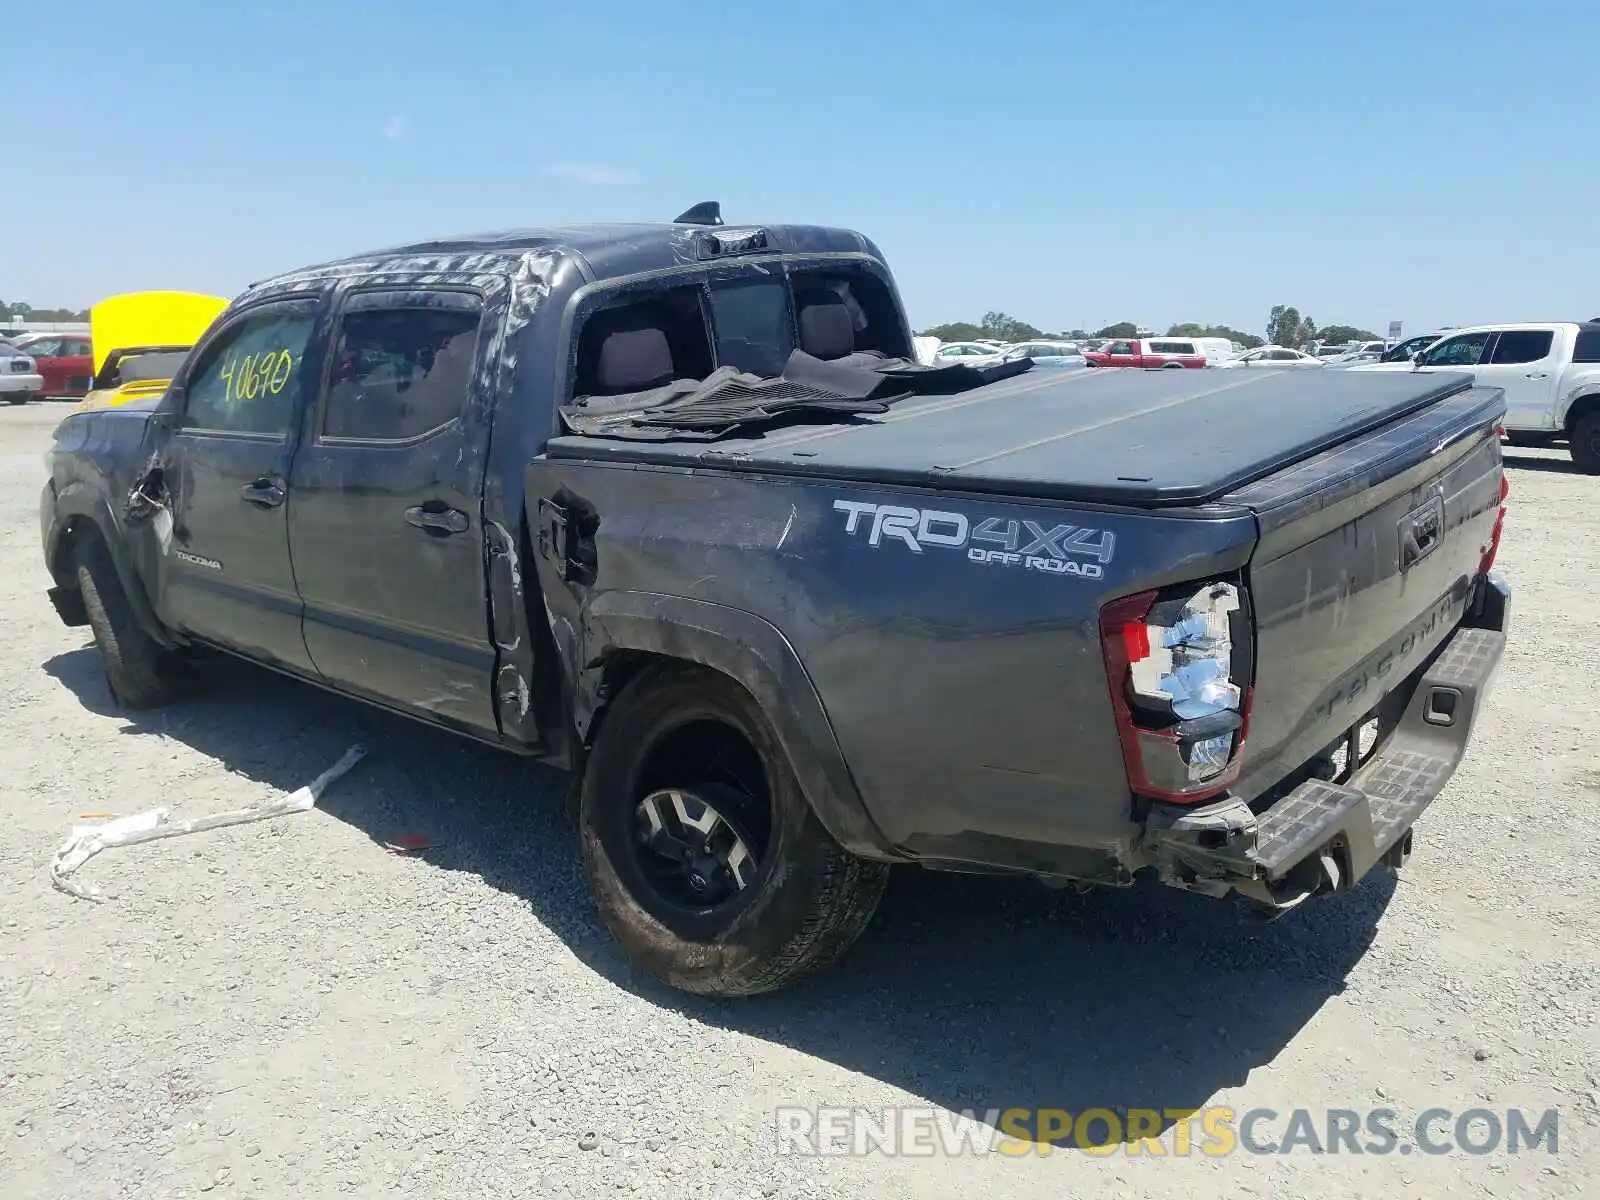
[524, 456, 1258, 873]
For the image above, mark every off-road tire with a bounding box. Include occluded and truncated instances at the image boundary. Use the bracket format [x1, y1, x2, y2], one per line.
[1570, 411, 1600, 475]
[579, 663, 888, 996]
[74, 535, 187, 709]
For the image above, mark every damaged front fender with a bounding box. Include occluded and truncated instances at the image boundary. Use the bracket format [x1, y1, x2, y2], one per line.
[46, 478, 182, 649]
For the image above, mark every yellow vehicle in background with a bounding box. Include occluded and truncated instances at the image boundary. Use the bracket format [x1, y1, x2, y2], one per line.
[76, 291, 229, 412]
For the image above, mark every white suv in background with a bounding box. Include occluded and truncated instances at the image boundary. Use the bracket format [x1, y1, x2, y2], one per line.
[0, 340, 44, 405]
[1349, 321, 1600, 473]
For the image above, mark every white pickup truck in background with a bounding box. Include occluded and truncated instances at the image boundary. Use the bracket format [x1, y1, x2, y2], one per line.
[1349, 321, 1600, 472]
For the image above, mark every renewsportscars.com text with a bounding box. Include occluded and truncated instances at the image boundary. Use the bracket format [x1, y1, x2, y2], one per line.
[774, 1106, 1560, 1158]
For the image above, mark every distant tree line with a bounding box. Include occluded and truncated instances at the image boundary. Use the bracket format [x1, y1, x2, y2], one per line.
[1265, 306, 1379, 350]
[917, 312, 1090, 343]
[918, 306, 1380, 350]
[1, 299, 90, 321]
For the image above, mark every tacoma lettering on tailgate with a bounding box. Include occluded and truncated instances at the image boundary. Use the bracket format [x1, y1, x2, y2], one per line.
[1311, 588, 1466, 723]
[832, 500, 1116, 579]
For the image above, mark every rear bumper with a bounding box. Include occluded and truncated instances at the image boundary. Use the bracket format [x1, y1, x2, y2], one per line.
[2, 372, 44, 396]
[1143, 573, 1510, 908]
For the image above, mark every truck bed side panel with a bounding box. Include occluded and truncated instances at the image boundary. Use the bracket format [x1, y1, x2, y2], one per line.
[524, 459, 1257, 873]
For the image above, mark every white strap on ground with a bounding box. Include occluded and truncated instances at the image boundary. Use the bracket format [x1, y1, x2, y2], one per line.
[50, 744, 367, 902]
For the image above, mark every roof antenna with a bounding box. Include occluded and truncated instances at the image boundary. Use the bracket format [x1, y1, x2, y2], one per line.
[673, 201, 724, 227]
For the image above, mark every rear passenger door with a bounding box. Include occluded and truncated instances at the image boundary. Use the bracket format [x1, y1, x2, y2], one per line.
[286, 286, 501, 736]
[1474, 327, 1561, 432]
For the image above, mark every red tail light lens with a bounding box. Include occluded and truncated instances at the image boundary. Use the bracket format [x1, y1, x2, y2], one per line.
[1480, 471, 1509, 575]
[1099, 582, 1254, 804]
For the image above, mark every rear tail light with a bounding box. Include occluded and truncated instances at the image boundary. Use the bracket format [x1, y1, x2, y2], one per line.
[1479, 471, 1509, 575]
[1100, 581, 1254, 803]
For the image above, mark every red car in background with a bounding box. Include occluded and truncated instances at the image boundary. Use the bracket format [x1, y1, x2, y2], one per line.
[14, 332, 94, 397]
[1082, 337, 1208, 369]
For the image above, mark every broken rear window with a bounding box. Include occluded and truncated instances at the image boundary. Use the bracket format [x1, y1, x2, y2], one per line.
[709, 279, 792, 377]
[572, 285, 714, 397]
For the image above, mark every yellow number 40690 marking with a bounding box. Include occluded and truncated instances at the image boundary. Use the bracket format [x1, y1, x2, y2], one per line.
[219, 347, 296, 404]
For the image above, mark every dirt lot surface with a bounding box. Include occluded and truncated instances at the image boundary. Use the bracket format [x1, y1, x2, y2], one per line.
[1, 402, 1595, 1199]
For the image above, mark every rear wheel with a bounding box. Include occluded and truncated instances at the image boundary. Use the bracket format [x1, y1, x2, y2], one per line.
[73, 536, 189, 709]
[1570, 411, 1600, 474]
[7, 395, 28, 406]
[579, 663, 888, 995]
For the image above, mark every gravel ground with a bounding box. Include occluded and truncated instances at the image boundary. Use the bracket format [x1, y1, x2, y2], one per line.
[1, 402, 1595, 1199]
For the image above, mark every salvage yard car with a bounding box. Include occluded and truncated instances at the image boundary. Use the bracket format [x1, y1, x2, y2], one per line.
[1220, 346, 1326, 369]
[75, 291, 229, 413]
[1082, 337, 1207, 369]
[1349, 321, 1600, 472]
[1, 340, 44, 404]
[13, 332, 95, 398]
[40, 205, 1512, 996]
[999, 340, 1087, 368]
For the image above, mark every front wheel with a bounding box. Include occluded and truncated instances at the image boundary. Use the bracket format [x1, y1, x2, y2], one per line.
[579, 663, 888, 995]
[1570, 412, 1600, 474]
[73, 536, 190, 709]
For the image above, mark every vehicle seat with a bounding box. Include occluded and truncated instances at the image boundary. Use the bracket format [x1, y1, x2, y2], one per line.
[596, 327, 676, 394]
[797, 300, 855, 361]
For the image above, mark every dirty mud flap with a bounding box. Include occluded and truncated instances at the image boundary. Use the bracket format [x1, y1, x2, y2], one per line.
[1143, 590, 1508, 912]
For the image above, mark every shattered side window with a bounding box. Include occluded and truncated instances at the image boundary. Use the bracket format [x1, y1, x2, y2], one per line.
[322, 307, 481, 441]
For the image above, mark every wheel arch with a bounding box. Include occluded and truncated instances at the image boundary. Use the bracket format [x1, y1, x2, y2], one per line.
[576, 592, 897, 860]
[1562, 389, 1600, 434]
[47, 483, 179, 648]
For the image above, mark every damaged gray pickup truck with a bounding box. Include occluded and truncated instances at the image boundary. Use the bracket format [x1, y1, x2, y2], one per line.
[41, 204, 1512, 995]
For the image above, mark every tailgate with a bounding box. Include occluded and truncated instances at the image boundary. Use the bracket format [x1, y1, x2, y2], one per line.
[1226, 383, 1507, 803]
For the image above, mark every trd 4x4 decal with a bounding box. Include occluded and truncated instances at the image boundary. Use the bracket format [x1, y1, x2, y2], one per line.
[832, 499, 1116, 579]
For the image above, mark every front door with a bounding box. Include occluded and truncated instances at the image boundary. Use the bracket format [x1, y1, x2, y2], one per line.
[58, 336, 95, 395]
[1473, 327, 1561, 433]
[286, 285, 500, 736]
[149, 297, 322, 672]
[1104, 340, 1139, 367]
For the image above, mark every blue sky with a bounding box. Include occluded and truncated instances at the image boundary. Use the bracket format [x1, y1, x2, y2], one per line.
[6, 0, 1598, 338]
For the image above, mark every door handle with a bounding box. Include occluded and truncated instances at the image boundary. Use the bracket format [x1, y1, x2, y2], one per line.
[1524, 372, 1549, 379]
[240, 479, 286, 508]
[405, 505, 469, 535]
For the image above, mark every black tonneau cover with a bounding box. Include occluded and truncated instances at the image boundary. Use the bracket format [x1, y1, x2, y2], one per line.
[547, 366, 1484, 506]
